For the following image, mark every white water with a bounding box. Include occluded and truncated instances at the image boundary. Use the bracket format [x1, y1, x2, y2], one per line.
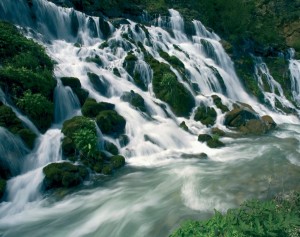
[289, 49, 300, 105]
[0, 1, 299, 236]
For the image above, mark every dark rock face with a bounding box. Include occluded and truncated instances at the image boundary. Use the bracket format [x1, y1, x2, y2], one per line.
[194, 106, 217, 126]
[121, 90, 147, 112]
[0, 178, 6, 199]
[43, 162, 88, 190]
[198, 134, 225, 148]
[99, 17, 111, 39]
[224, 105, 277, 135]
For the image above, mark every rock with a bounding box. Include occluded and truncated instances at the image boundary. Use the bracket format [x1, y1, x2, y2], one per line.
[123, 51, 138, 76]
[102, 165, 113, 175]
[82, 98, 114, 118]
[87, 17, 98, 38]
[88, 72, 110, 96]
[104, 140, 119, 155]
[0, 178, 6, 199]
[181, 153, 208, 159]
[17, 129, 36, 149]
[80, 152, 104, 173]
[261, 115, 277, 130]
[198, 134, 225, 148]
[111, 18, 130, 28]
[179, 121, 189, 131]
[96, 110, 126, 137]
[224, 107, 258, 127]
[194, 105, 217, 126]
[60, 77, 89, 105]
[212, 95, 229, 113]
[43, 162, 88, 190]
[99, 17, 111, 39]
[70, 10, 79, 37]
[121, 90, 147, 112]
[113, 67, 121, 77]
[211, 127, 226, 137]
[119, 134, 130, 147]
[198, 134, 213, 143]
[62, 136, 75, 157]
[86, 55, 103, 67]
[111, 155, 125, 169]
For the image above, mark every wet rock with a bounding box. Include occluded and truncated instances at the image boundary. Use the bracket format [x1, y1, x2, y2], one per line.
[261, 115, 276, 130]
[86, 55, 103, 67]
[102, 165, 113, 175]
[198, 134, 213, 143]
[113, 67, 121, 77]
[43, 162, 88, 190]
[181, 153, 208, 159]
[119, 134, 130, 147]
[104, 140, 119, 155]
[87, 72, 110, 96]
[111, 18, 130, 28]
[82, 98, 114, 118]
[179, 121, 189, 131]
[198, 134, 225, 148]
[70, 10, 79, 37]
[212, 95, 229, 113]
[0, 178, 6, 200]
[121, 90, 147, 112]
[96, 110, 126, 137]
[224, 107, 258, 128]
[99, 17, 111, 39]
[211, 127, 226, 137]
[194, 105, 217, 126]
[111, 155, 125, 169]
[60, 77, 88, 105]
[87, 17, 98, 38]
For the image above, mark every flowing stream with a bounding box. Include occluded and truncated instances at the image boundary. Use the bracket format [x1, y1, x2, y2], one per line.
[0, 0, 300, 236]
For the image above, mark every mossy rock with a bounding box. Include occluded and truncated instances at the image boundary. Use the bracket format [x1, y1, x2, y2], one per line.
[198, 134, 213, 143]
[194, 105, 217, 126]
[99, 17, 111, 39]
[198, 134, 224, 148]
[96, 110, 126, 137]
[62, 116, 96, 138]
[86, 55, 103, 67]
[145, 55, 195, 117]
[16, 90, 54, 132]
[17, 129, 36, 149]
[104, 140, 119, 155]
[113, 67, 121, 77]
[179, 121, 189, 131]
[121, 90, 147, 112]
[119, 134, 130, 147]
[110, 155, 125, 169]
[102, 165, 113, 175]
[212, 95, 229, 113]
[60, 77, 89, 105]
[123, 51, 138, 76]
[159, 50, 185, 73]
[62, 136, 76, 157]
[43, 162, 88, 190]
[87, 72, 109, 96]
[82, 98, 115, 118]
[0, 178, 6, 199]
[224, 107, 258, 128]
[211, 127, 226, 137]
[99, 41, 109, 49]
[80, 152, 105, 173]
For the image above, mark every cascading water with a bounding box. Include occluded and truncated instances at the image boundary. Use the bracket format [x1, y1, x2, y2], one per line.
[0, 1, 299, 237]
[289, 49, 300, 104]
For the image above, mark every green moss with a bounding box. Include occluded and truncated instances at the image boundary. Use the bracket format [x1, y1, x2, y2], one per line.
[17, 129, 36, 149]
[0, 178, 6, 199]
[62, 116, 96, 139]
[16, 90, 54, 132]
[113, 67, 121, 77]
[111, 155, 125, 169]
[43, 162, 88, 190]
[212, 95, 229, 113]
[99, 41, 109, 49]
[0, 105, 23, 134]
[159, 50, 185, 73]
[86, 55, 103, 67]
[194, 106, 217, 126]
[96, 110, 126, 137]
[179, 121, 189, 131]
[60, 77, 89, 105]
[102, 165, 113, 175]
[198, 133, 224, 148]
[104, 141, 119, 155]
[121, 90, 147, 112]
[123, 51, 138, 76]
[81, 98, 115, 118]
[145, 54, 195, 117]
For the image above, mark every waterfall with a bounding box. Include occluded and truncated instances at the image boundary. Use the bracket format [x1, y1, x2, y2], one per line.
[289, 49, 300, 104]
[54, 79, 81, 124]
[0, 1, 300, 236]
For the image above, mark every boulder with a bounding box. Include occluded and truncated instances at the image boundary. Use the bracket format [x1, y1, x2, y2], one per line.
[212, 95, 229, 113]
[224, 107, 258, 127]
[88, 72, 110, 96]
[96, 110, 126, 137]
[194, 105, 217, 126]
[211, 127, 226, 137]
[104, 140, 119, 155]
[119, 134, 130, 147]
[43, 162, 88, 190]
[99, 17, 111, 39]
[121, 90, 147, 112]
[60, 77, 88, 105]
[198, 134, 225, 148]
[110, 155, 125, 169]
[179, 121, 189, 131]
[81, 98, 114, 118]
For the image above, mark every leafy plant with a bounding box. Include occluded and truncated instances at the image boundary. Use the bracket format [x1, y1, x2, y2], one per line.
[73, 128, 98, 157]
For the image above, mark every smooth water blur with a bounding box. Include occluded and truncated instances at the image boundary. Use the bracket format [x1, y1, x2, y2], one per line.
[0, 0, 299, 236]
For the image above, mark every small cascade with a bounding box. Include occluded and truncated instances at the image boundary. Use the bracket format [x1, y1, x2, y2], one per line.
[288, 49, 300, 104]
[0, 127, 28, 177]
[0, 88, 40, 134]
[254, 57, 295, 111]
[168, 9, 187, 42]
[54, 79, 81, 124]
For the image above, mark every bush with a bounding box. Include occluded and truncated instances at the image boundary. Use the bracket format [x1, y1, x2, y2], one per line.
[170, 192, 300, 237]
[16, 90, 54, 132]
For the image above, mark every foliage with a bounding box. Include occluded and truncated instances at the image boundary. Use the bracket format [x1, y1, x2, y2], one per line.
[16, 90, 54, 132]
[81, 98, 115, 118]
[73, 128, 98, 157]
[170, 192, 300, 237]
[194, 106, 217, 126]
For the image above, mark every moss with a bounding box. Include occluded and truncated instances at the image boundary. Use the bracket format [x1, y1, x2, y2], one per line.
[81, 98, 115, 118]
[62, 116, 96, 138]
[86, 55, 103, 67]
[198, 133, 224, 148]
[123, 51, 138, 76]
[121, 90, 147, 112]
[104, 141, 119, 155]
[0, 105, 23, 134]
[145, 54, 195, 117]
[43, 162, 88, 190]
[16, 90, 54, 132]
[60, 77, 89, 105]
[102, 165, 113, 175]
[99, 41, 109, 49]
[111, 155, 125, 169]
[198, 134, 212, 143]
[212, 95, 229, 113]
[194, 105, 217, 126]
[179, 121, 189, 131]
[0, 178, 6, 199]
[96, 110, 126, 137]
[87, 72, 109, 96]
[159, 50, 185, 73]
[17, 129, 36, 149]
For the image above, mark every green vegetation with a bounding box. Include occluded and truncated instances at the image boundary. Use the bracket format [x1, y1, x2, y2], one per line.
[16, 90, 54, 132]
[194, 105, 217, 126]
[96, 110, 126, 137]
[121, 90, 147, 112]
[198, 134, 224, 148]
[81, 98, 115, 118]
[43, 162, 88, 190]
[170, 192, 300, 237]
[0, 21, 55, 132]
